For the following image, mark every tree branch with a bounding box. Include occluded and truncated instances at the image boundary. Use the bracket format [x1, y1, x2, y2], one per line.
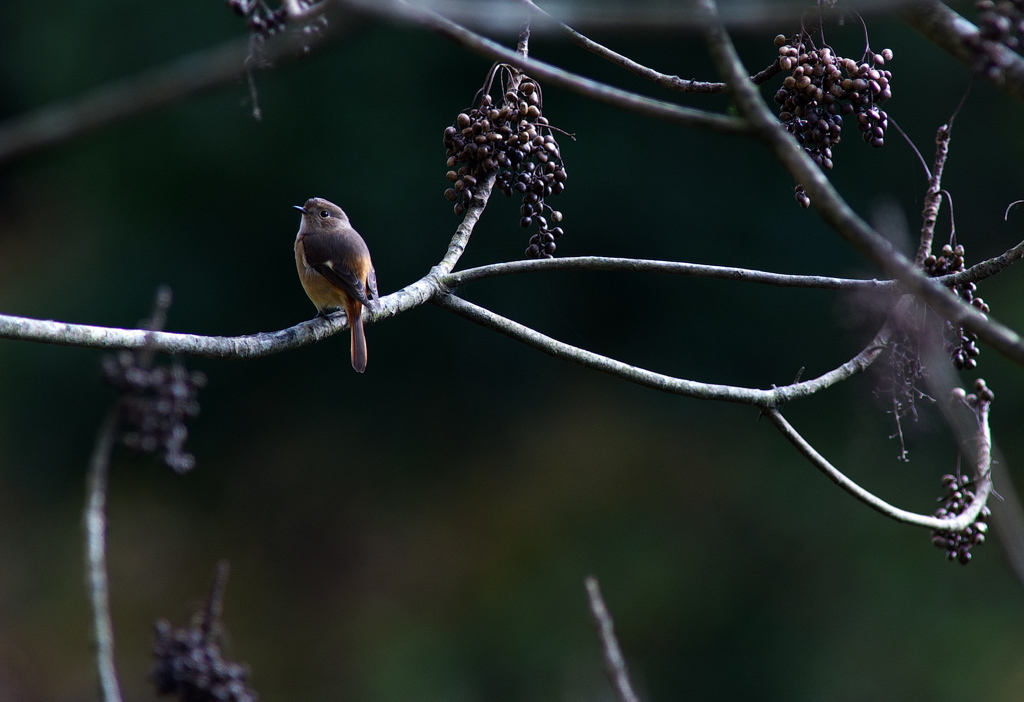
[432, 291, 893, 406]
[699, 0, 1024, 369]
[900, 0, 1024, 103]
[349, 0, 751, 136]
[511, 0, 781, 94]
[941, 237, 1024, 286]
[84, 409, 124, 702]
[765, 402, 993, 530]
[584, 577, 642, 702]
[915, 123, 953, 266]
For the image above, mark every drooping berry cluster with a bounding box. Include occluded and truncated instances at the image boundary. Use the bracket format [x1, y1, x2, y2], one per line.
[226, 0, 325, 38]
[101, 351, 207, 474]
[924, 243, 990, 370]
[971, 0, 1024, 78]
[152, 562, 255, 702]
[152, 620, 257, 702]
[442, 69, 569, 258]
[931, 470, 991, 565]
[772, 34, 893, 206]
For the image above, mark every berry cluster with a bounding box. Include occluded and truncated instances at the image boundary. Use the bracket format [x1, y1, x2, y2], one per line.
[931, 470, 990, 565]
[972, 0, 1024, 78]
[443, 70, 569, 258]
[226, 0, 324, 38]
[101, 351, 207, 474]
[151, 620, 256, 702]
[924, 243, 990, 370]
[772, 34, 893, 206]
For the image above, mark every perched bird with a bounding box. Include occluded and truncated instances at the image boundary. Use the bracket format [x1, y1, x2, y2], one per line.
[293, 197, 380, 372]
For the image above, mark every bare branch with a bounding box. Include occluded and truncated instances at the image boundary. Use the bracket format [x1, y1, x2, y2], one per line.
[357, 0, 922, 31]
[432, 291, 892, 406]
[446, 256, 891, 290]
[349, 0, 751, 136]
[901, 0, 1024, 103]
[698, 0, 1024, 369]
[84, 409, 124, 702]
[584, 577, 642, 702]
[764, 402, 993, 530]
[915, 123, 953, 266]
[941, 238, 1024, 286]
[0, 21, 351, 165]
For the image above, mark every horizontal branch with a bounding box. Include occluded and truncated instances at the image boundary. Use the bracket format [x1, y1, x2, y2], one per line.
[446, 256, 890, 290]
[445, 240, 1024, 290]
[358, 0, 920, 31]
[349, 0, 751, 136]
[765, 404, 993, 530]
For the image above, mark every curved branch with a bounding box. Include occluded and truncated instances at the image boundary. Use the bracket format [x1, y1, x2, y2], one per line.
[432, 291, 893, 406]
[446, 256, 891, 290]
[699, 0, 1024, 369]
[765, 404, 993, 531]
[85, 409, 124, 702]
[351, 0, 751, 136]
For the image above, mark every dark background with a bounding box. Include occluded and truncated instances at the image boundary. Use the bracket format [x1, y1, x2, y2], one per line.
[1, 2, 1024, 700]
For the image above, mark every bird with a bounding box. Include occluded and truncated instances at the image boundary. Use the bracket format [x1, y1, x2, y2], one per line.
[293, 197, 380, 372]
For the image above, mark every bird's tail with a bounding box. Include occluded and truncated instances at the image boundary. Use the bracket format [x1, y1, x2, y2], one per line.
[349, 302, 367, 373]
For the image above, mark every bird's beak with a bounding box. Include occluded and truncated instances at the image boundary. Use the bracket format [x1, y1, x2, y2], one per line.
[293, 205, 306, 212]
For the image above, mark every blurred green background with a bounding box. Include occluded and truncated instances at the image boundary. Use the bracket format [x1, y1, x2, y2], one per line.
[2, 2, 1024, 700]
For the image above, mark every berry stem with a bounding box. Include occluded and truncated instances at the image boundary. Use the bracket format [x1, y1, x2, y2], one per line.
[915, 123, 953, 266]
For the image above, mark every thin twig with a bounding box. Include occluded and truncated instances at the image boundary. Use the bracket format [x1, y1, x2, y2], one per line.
[351, 0, 751, 136]
[199, 560, 231, 640]
[85, 409, 124, 702]
[584, 577, 641, 702]
[915, 123, 953, 266]
[764, 403, 993, 530]
[512, 0, 782, 93]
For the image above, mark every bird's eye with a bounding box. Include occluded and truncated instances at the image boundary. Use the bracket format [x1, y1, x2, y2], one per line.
[319, 210, 330, 218]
